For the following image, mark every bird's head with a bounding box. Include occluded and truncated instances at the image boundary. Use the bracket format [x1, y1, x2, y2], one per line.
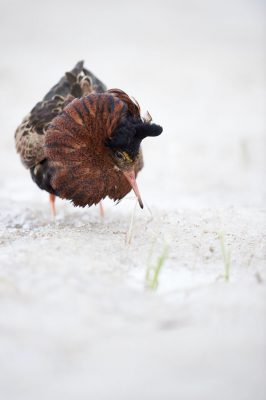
[105, 92, 162, 208]
[45, 89, 162, 208]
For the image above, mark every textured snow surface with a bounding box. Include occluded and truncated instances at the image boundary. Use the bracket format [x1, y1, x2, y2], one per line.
[0, 0, 265, 399]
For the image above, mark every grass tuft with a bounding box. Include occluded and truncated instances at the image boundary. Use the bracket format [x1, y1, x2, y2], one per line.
[218, 231, 231, 282]
[125, 201, 138, 245]
[145, 244, 169, 291]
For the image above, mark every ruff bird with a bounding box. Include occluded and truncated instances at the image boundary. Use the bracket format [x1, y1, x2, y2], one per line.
[15, 61, 163, 215]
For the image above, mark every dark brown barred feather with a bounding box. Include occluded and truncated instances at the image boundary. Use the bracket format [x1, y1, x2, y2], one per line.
[44, 93, 137, 207]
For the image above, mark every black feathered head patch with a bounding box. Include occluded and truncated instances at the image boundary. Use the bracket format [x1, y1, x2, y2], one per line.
[106, 116, 163, 159]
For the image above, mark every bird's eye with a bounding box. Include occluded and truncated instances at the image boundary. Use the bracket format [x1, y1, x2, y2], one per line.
[115, 151, 124, 160]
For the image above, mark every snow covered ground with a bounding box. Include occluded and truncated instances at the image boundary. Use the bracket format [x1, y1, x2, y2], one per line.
[0, 0, 265, 399]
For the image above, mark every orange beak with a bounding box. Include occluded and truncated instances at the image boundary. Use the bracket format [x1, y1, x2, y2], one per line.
[123, 170, 144, 209]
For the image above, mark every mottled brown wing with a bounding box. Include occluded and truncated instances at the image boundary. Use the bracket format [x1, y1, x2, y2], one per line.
[15, 60, 107, 169]
[15, 94, 74, 168]
[15, 120, 45, 169]
[44, 60, 107, 101]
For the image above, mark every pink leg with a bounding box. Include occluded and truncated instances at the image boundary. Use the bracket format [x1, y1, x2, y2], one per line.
[49, 193, 56, 217]
[99, 201, 104, 217]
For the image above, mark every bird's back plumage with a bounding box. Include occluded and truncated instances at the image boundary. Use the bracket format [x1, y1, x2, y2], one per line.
[15, 60, 106, 170]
